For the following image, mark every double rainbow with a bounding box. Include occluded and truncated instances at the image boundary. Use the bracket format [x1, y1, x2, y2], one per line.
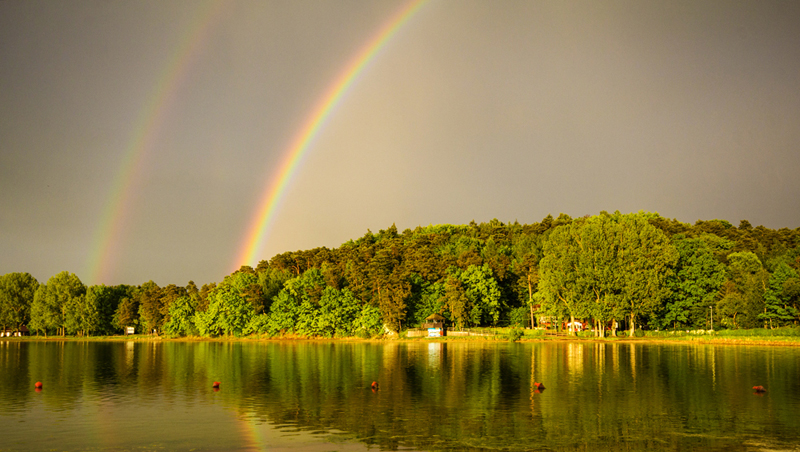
[85, 1, 225, 284]
[232, 0, 427, 270]
[87, 0, 426, 284]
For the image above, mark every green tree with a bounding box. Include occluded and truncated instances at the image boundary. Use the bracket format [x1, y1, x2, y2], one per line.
[384, 276, 410, 332]
[261, 269, 326, 336]
[783, 276, 800, 319]
[195, 271, 258, 337]
[186, 280, 202, 307]
[314, 287, 360, 337]
[0, 272, 38, 334]
[262, 289, 297, 335]
[198, 282, 216, 312]
[86, 285, 131, 335]
[760, 262, 800, 328]
[407, 277, 446, 327]
[660, 235, 727, 329]
[351, 303, 383, 338]
[616, 214, 678, 336]
[444, 272, 469, 329]
[576, 214, 623, 337]
[368, 242, 410, 333]
[159, 284, 188, 327]
[64, 294, 95, 336]
[723, 251, 769, 328]
[538, 221, 589, 334]
[510, 234, 542, 328]
[113, 295, 140, 333]
[162, 295, 197, 337]
[461, 263, 502, 326]
[717, 281, 747, 329]
[136, 281, 162, 334]
[29, 271, 86, 336]
[256, 268, 292, 313]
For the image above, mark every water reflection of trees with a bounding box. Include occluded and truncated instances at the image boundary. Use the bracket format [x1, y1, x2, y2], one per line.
[1, 340, 799, 451]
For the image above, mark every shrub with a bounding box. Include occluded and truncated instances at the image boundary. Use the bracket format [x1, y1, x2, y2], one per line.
[644, 330, 676, 337]
[243, 314, 270, 335]
[508, 307, 531, 328]
[715, 327, 800, 337]
[507, 328, 523, 342]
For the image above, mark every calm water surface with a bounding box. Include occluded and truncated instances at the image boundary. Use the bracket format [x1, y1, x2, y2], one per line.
[1, 340, 798, 451]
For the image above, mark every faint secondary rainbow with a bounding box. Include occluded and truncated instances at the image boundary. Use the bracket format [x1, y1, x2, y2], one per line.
[85, 1, 225, 285]
[234, 0, 427, 269]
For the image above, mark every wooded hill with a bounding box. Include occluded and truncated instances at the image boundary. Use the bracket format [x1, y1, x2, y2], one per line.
[2, 212, 799, 337]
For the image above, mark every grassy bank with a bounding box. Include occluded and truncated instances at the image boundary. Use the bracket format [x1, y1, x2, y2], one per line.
[4, 327, 800, 346]
[402, 326, 800, 346]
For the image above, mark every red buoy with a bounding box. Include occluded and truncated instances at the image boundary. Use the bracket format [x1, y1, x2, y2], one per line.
[534, 382, 545, 390]
[212, 381, 220, 389]
[753, 385, 766, 393]
[34, 381, 42, 389]
[371, 381, 379, 390]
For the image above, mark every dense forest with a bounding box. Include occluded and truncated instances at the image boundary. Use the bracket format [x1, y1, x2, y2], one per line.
[2, 212, 799, 338]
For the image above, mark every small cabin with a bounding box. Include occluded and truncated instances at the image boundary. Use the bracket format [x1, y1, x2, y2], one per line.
[566, 321, 584, 333]
[422, 313, 446, 337]
[1, 326, 30, 337]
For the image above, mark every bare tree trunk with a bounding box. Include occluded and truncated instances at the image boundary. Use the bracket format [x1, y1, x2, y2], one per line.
[528, 273, 534, 329]
[530, 304, 535, 329]
[629, 313, 636, 337]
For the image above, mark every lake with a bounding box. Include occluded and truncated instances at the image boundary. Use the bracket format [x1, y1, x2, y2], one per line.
[1, 339, 798, 451]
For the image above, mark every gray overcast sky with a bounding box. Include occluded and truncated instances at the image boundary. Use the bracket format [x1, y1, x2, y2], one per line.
[2, 0, 799, 287]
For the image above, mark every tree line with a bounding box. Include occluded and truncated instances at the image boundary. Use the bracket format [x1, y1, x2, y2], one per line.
[1, 212, 799, 338]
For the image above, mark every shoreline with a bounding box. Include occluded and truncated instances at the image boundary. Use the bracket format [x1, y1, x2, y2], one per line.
[4, 334, 800, 347]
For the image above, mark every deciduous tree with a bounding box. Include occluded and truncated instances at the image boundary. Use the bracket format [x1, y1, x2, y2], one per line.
[617, 214, 678, 336]
[761, 262, 800, 328]
[660, 235, 728, 329]
[0, 272, 38, 334]
[29, 271, 86, 336]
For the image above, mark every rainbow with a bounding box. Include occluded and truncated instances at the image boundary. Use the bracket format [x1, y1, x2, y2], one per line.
[233, 0, 427, 270]
[85, 1, 225, 284]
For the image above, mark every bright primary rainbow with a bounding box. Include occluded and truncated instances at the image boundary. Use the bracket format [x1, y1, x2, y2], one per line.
[85, 1, 224, 284]
[233, 0, 427, 270]
[86, 1, 425, 283]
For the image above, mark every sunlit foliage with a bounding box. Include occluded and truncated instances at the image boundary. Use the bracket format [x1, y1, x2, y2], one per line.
[7, 212, 800, 337]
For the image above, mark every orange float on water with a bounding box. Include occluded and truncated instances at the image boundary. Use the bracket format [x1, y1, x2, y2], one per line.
[34, 381, 42, 389]
[212, 381, 220, 389]
[371, 381, 379, 390]
[533, 382, 545, 390]
[753, 385, 766, 393]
